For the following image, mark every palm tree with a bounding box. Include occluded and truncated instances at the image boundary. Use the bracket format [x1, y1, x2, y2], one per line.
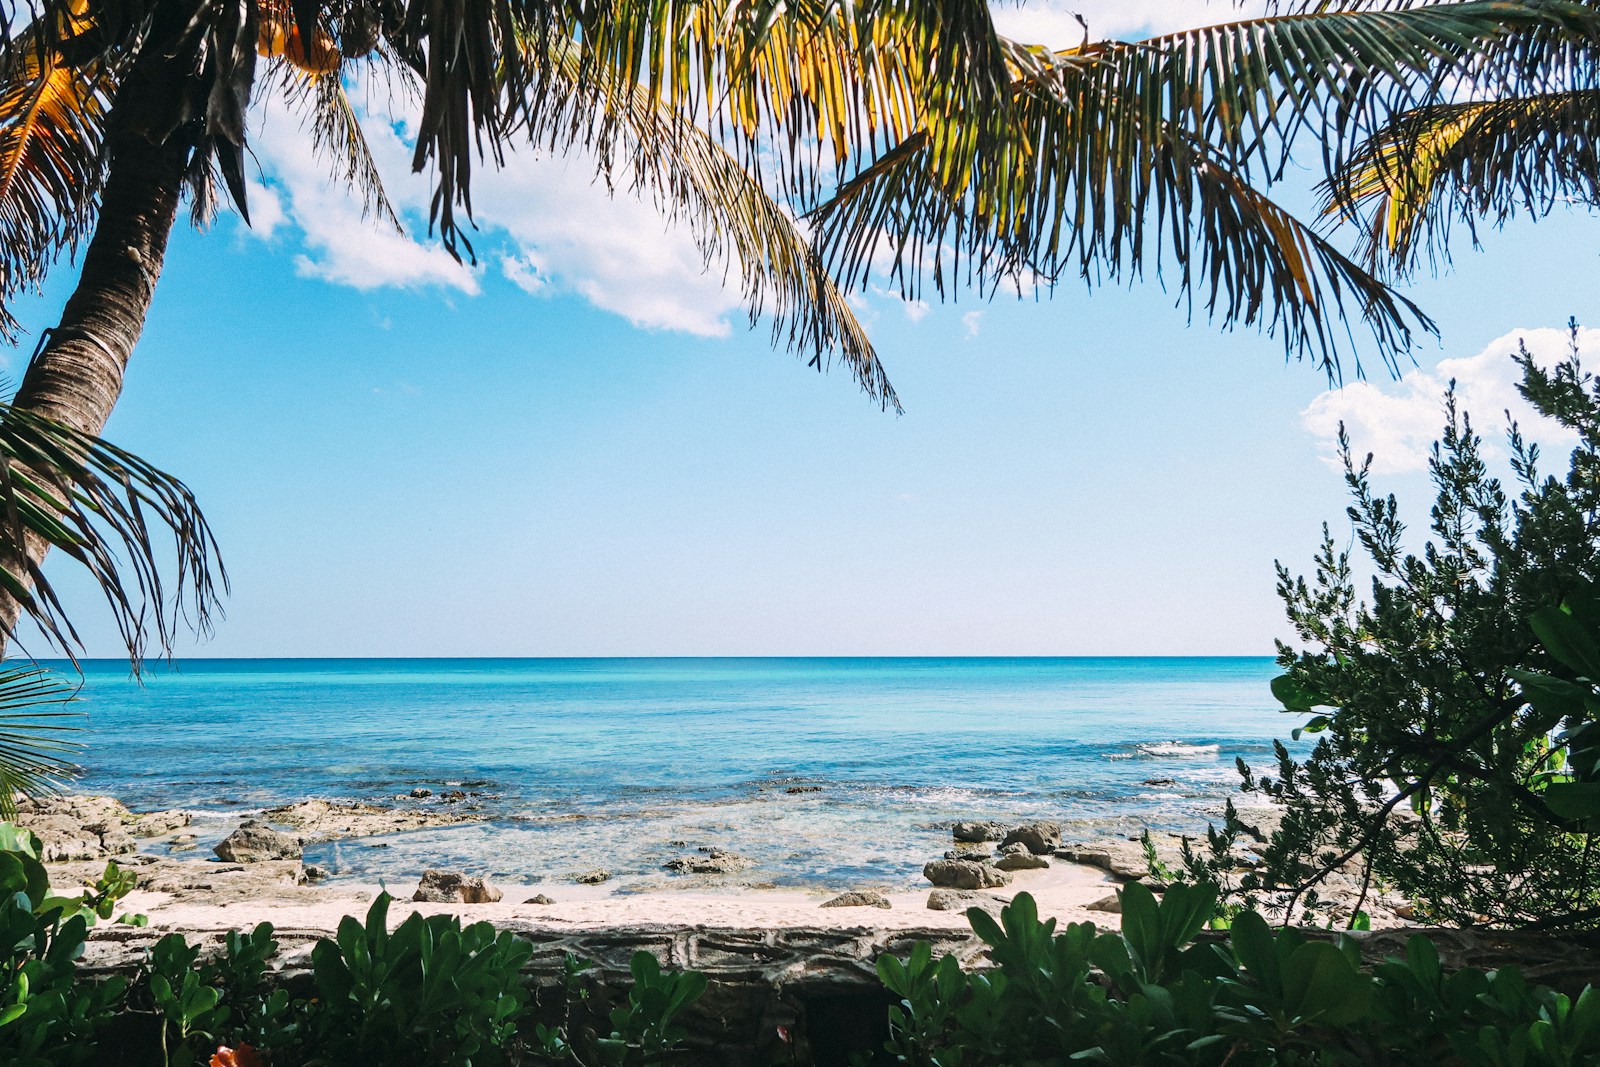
[1, 0, 1598, 652]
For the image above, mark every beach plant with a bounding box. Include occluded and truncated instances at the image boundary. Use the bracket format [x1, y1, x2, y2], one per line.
[5, 0, 1600, 653]
[0, 823, 130, 1065]
[304, 891, 534, 1065]
[872, 889, 1600, 1066]
[1171, 324, 1600, 930]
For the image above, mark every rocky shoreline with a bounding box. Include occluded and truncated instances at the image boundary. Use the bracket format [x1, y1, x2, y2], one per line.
[8, 793, 1407, 928]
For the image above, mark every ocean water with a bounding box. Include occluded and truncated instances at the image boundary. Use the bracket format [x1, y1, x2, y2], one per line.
[51, 657, 1296, 892]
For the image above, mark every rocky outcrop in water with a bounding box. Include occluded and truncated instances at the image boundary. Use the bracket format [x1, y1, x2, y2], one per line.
[413, 869, 503, 903]
[264, 798, 484, 842]
[214, 820, 303, 863]
[575, 869, 611, 885]
[664, 849, 754, 876]
[951, 821, 1010, 843]
[1000, 821, 1061, 855]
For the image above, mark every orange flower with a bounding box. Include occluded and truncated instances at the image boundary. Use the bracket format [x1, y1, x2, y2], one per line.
[211, 1045, 263, 1067]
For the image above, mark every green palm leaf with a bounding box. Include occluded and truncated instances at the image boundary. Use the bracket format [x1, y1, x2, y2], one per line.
[0, 403, 226, 667]
[0, 663, 80, 818]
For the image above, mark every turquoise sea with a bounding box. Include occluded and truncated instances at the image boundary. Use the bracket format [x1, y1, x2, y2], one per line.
[55, 657, 1295, 892]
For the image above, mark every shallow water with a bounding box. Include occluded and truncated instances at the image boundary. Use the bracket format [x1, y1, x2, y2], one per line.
[53, 657, 1297, 891]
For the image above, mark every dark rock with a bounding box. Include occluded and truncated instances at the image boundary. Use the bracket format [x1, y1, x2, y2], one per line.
[409, 787, 433, 798]
[442, 790, 467, 802]
[1000, 821, 1061, 855]
[575, 869, 611, 885]
[820, 891, 891, 909]
[927, 888, 1004, 915]
[412, 869, 502, 903]
[664, 850, 753, 876]
[303, 864, 329, 882]
[784, 786, 822, 794]
[994, 852, 1049, 872]
[213, 820, 302, 863]
[944, 846, 990, 861]
[951, 821, 1010, 843]
[1143, 778, 1176, 787]
[923, 859, 1012, 890]
[524, 894, 557, 905]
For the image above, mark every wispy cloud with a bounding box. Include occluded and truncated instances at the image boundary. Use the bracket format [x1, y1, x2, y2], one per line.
[245, 79, 742, 334]
[1301, 327, 1591, 474]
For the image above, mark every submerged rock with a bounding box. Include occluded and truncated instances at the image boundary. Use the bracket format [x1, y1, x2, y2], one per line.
[413, 869, 502, 904]
[927, 888, 1005, 915]
[214, 820, 302, 863]
[923, 859, 1012, 890]
[951, 821, 1010, 843]
[1000, 821, 1061, 855]
[821, 891, 891, 910]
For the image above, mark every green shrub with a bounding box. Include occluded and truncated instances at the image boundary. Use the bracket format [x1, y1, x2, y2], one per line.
[873, 888, 1600, 1067]
[1182, 325, 1600, 928]
[0, 823, 135, 1066]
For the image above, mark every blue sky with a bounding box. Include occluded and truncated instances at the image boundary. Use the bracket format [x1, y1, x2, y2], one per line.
[12, 1, 1600, 658]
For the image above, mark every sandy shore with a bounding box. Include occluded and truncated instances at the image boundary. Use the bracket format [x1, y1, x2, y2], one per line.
[112, 859, 1124, 934]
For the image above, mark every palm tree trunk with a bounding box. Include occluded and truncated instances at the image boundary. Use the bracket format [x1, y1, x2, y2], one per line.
[0, 122, 189, 650]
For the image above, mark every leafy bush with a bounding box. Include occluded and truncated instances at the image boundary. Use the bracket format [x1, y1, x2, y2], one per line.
[0, 819, 709, 1066]
[873, 888, 1600, 1066]
[1182, 325, 1600, 928]
[0, 823, 136, 1066]
[305, 892, 533, 1066]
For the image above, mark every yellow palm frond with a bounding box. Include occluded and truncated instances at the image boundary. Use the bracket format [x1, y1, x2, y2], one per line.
[0, 33, 113, 341]
[1323, 90, 1600, 277]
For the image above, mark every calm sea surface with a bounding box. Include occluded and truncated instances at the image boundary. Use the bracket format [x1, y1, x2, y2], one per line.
[51, 657, 1295, 892]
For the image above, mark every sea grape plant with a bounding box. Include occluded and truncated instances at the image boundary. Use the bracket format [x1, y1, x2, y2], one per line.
[874, 889, 1600, 1066]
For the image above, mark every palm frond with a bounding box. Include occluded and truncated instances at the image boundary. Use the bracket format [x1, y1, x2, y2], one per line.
[1321, 90, 1600, 277]
[268, 60, 400, 228]
[0, 21, 113, 341]
[0, 663, 79, 817]
[806, 1, 1600, 377]
[0, 404, 226, 668]
[512, 35, 898, 409]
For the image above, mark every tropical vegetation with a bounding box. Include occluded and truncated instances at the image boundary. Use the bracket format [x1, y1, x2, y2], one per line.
[5, 817, 1596, 1067]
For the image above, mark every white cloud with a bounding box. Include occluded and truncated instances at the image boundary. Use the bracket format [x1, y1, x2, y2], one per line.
[246, 79, 741, 335]
[990, 1, 1269, 48]
[962, 311, 983, 338]
[1301, 327, 1591, 474]
[249, 101, 478, 294]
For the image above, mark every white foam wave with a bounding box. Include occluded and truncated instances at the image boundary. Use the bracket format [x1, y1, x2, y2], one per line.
[1137, 742, 1221, 759]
